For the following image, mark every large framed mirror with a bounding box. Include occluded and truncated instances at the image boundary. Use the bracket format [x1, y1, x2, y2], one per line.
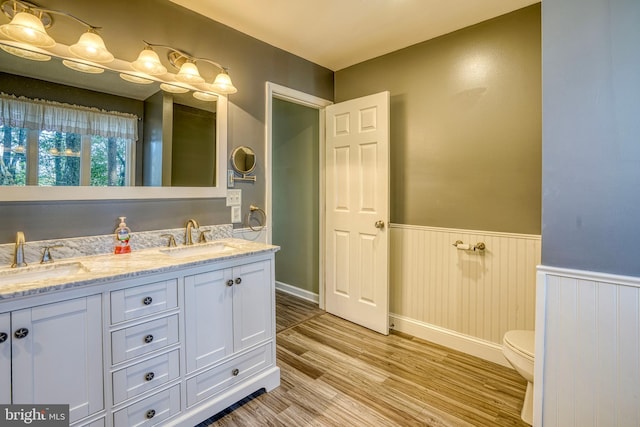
[0, 40, 227, 201]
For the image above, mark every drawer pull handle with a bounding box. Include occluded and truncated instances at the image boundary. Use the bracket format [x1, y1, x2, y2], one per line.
[146, 409, 156, 419]
[144, 334, 154, 344]
[0, 332, 7, 343]
[144, 372, 155, 381]
[232, 368, 240, 376]
[14, 328, 29, 339]
[226, 279, 234, 287]
[235, 277, 242, 285]
[142, 296, 153, 305]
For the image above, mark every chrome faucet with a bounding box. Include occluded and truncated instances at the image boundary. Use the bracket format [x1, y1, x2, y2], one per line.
[11, 231, 27, 268]
[184, 219, 200, 245]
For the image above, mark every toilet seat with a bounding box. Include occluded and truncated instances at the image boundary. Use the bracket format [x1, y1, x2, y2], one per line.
[504, 330, 534, 360]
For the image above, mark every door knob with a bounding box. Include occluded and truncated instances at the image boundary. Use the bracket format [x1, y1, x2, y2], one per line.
[374, 220, 385, 229]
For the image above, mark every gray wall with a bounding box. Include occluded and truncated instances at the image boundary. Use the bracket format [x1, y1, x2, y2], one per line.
[335, 5, 541, 235]
[542, 0, 640, 276]
[272, 99, 320, 294]
[0, 0, 333, 242]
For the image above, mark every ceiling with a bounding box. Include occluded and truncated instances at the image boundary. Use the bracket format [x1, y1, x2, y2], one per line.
[169, 0, 539, 71]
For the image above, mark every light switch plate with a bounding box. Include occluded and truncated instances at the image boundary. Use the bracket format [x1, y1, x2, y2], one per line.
[226, 189, 241, 207]
[231, 206, 241, 223]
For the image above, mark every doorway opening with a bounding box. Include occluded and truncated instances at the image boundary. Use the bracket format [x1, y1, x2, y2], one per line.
[265, 83, 332, 308]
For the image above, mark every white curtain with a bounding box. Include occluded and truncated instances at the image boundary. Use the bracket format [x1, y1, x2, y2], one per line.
[0, 93, 138, 140]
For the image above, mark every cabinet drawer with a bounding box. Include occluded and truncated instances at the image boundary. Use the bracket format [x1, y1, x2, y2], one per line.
[113, 384, 180, 427]
[112, 315, 179, 364]
[186, 343, 273, 407]
[112, 349, 180, 404]
[111, 279, 178, 324]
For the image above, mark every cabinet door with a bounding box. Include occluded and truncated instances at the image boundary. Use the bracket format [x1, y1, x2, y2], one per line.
[11, 295, 103, 424]
[0, 312, 10, 403]
[184, 268, 233, 372]
[232, 260, 272, 351]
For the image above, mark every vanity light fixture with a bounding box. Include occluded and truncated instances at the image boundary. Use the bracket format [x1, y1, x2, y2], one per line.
[0, 0, 113, 63]
[136, 42, 238, 95]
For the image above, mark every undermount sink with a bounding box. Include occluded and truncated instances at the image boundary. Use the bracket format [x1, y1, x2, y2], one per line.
[0, 262, 89, 287]
[159, 242, 235, 259]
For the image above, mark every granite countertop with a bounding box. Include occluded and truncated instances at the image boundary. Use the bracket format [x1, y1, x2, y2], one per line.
[0, 238, 279, 301]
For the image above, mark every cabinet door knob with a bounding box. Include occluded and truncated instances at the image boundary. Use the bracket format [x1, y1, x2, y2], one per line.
[146, 409, 156, 419]
[0, 332, 7, 343]
[144, 334, 154, 344]
[235, 277, 242, 285]
[232, 368, 240, 376]
[142, 296, 153, 305]
[14, 328, 29, 339]
[144, 372, 155, 381]
[226, 279, 234, 287]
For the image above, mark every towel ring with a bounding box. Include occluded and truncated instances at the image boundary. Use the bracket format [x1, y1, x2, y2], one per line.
[245, 205, 266, 232]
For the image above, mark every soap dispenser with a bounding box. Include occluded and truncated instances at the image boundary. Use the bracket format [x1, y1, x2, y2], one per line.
[114, 216, 132, 254]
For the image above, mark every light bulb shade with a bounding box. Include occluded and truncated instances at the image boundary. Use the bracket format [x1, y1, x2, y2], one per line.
[193, 91, 218, 102]
[0, 44, 51, 61]
[131, 47, 167, 75]
[62, 59, 104, 74]
[175, 61, 204, 84]
[211, 71, 237, 94]
[69, 30, 114, 63]
[120, 73, 154, 84]
[0, 12, 55, 47]
[159, 83, 189, 93]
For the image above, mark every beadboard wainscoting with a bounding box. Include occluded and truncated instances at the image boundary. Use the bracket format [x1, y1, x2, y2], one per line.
[389, 224, 541, 366]
[535, 267, 640, 427]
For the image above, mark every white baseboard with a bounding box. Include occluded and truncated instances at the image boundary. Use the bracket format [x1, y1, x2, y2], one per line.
[390, 313, 510, 368]
[275, 281, 319, 304]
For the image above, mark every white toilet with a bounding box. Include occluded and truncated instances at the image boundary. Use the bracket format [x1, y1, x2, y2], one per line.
[502, 330, 535, 425]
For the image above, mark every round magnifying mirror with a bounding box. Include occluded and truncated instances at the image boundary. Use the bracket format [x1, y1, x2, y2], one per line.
[231, 146, 256, 174]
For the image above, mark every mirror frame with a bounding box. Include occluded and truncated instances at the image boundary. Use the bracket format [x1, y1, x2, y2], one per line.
[0, 89, 227, 202]
[0, 40, 228, 201]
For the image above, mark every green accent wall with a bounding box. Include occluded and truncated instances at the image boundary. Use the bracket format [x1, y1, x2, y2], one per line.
[335, 5, 541, 235]
[272, 99, 319, 294]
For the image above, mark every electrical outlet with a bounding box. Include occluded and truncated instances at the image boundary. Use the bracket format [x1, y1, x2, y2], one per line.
[231, 206, 241, 223]
[226, 189, 241, 207]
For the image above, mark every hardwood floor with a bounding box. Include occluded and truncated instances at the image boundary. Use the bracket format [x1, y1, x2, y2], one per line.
[198, 291, 528, 426]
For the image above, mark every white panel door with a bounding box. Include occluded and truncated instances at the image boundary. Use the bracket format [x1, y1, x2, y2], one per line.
[11, 295, 103, 424]
[325, 91, 390, 334]
[0, 312, 10, 403]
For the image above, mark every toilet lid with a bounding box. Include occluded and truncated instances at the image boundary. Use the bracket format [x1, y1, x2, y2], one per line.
[504, 330, 535, 359]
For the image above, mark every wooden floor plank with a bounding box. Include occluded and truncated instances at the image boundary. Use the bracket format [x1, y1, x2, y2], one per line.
[197, 291, 529, 427]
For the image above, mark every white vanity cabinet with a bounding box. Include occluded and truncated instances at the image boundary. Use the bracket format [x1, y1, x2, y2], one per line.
[184, 259, 272, 372]
[183, 259, 274, 407]
[0, 240, 280, 427]
[0, 295, 104, 425]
